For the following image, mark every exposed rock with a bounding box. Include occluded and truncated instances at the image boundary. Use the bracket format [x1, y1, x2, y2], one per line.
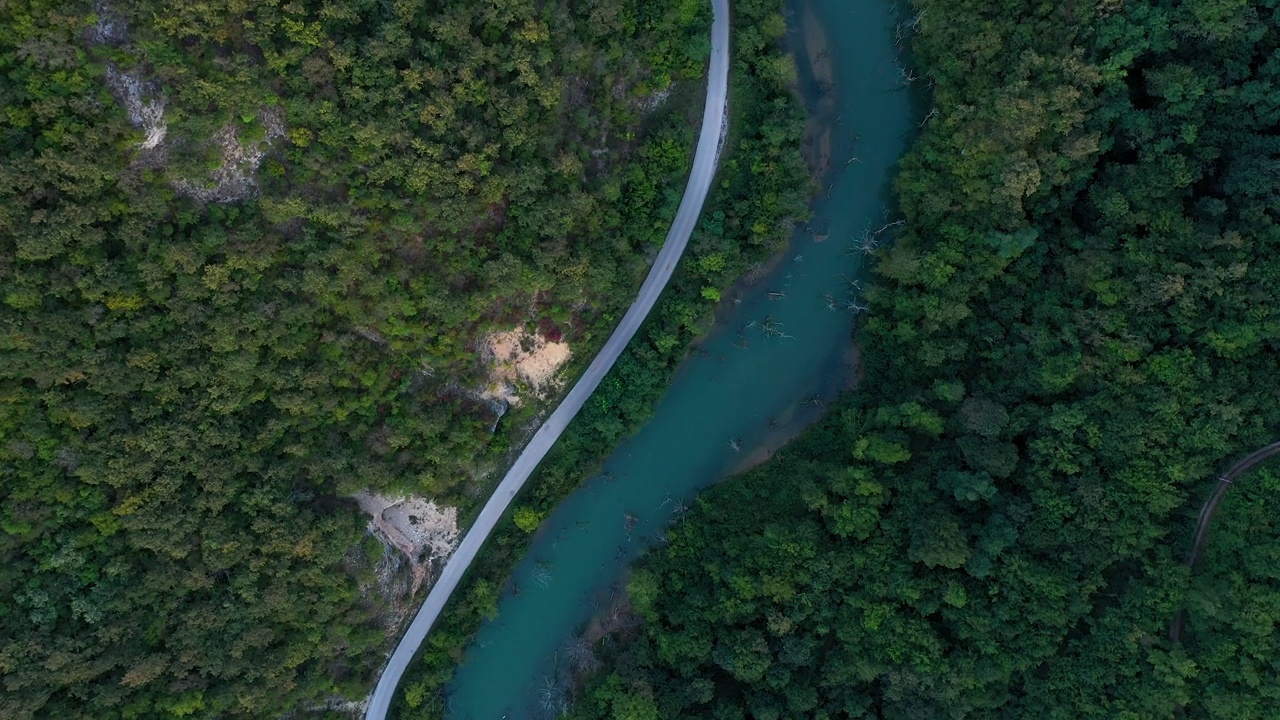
[170, 108, 285, 204]
[88, 0, 127, 45]
[103, 65, 167, 151]
[353, 491, 459, 596]
[633, 84, 673, 113]
[92, 1, 287, 203]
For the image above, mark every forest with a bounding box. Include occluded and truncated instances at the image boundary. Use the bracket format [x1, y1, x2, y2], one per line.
[0, 0, 815, 717]
[570, 0, 1280, 718]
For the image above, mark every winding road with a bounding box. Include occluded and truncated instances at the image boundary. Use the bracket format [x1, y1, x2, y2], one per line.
[363, 2, 730, 718]
[1169, 439, 1280, 644]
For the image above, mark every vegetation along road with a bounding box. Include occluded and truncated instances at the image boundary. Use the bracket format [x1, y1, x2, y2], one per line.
[1170, 440, 1280, 644]
[363, 1, 730, 717]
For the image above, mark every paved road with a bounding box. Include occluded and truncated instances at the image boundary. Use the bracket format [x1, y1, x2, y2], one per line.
[363, 2, 730, 718]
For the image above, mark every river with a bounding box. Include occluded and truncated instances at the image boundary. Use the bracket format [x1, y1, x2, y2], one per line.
[443, 0, 914, 716]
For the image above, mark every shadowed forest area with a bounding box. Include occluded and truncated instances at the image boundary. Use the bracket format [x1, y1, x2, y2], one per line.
[569, 0, 1280, 718]
[0, 0, 813, 717]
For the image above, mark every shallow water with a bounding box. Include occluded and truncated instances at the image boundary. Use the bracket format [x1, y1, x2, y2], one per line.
[444, 0, 914, 716]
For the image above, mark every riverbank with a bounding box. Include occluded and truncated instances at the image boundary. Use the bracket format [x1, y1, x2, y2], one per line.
[434, 0, 913, 715]
[383, 1, 814, 716]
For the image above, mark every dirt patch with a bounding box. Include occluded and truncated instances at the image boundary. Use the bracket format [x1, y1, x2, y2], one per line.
[354, 491, 459, 596]
[582, 595, 640, 647]
[480, 328, 572, 406]
[730, 401, 810, 475]
[561, 593, 640, 689]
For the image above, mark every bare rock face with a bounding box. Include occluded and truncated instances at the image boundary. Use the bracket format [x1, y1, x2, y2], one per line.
[88, 0, 128, 45]
[354, 491, 460, 596]
[92, 1, 286, 203]
[91, 3, 167, 156]
[103, 66, 167, 151]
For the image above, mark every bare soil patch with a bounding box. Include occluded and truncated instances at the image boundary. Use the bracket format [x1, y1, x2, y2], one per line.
[479, 328, 572, 406]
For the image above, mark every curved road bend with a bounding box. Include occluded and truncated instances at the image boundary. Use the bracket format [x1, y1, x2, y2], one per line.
[364, 2, 731, 718]
[1169, 439, 1280, 643]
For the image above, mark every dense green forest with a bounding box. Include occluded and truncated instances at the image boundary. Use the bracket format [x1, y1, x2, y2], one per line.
[571, 0, 1280, 718]
[0, 0, 796, 717]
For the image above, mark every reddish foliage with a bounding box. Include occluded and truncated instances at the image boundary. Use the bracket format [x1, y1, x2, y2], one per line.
[538, 316, 563, 343]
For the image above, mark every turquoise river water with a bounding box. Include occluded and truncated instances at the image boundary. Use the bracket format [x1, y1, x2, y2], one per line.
[444, 0, 915, 716]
